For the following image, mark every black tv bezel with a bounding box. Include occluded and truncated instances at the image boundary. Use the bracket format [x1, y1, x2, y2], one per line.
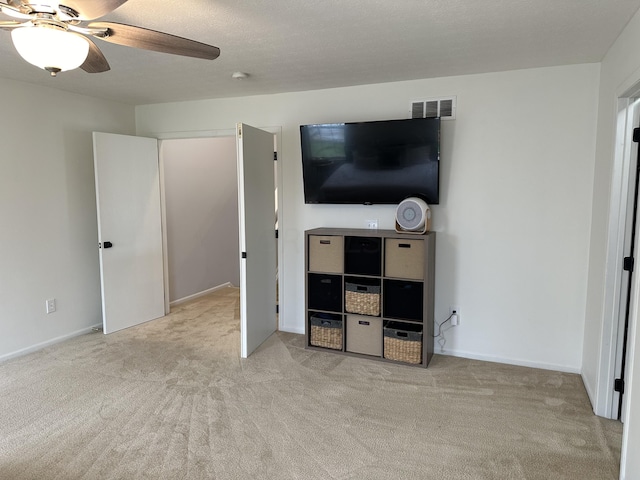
[300, 117, 440, 205]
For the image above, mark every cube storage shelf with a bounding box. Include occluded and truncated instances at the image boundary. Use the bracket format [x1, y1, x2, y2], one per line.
[305, 228, 435, 367]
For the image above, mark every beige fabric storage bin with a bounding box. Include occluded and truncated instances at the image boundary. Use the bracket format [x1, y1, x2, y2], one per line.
[346, 315, 382, 356]
[308, 235, 344, 273]
[384, 239, 424, 280]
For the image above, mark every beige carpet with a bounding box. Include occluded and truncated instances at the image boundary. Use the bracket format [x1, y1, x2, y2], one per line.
[0, 287, 621, 479]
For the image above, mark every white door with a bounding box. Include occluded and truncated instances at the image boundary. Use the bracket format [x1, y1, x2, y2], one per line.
[236, 123, 277, 357]
[93, 132, 166, 334]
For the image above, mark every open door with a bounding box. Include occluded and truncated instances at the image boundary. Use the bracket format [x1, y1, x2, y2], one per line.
[93, 132, 165, 334]
[93, 127, 275, 356]
[236, 123, 277, 357]
[616, 126, 640, 418]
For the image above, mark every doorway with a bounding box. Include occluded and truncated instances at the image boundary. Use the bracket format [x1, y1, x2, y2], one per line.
[93, 126, 283, 358]
[157, 128, 282, 338]
[613, 98, 640, 420]
[599, 95, 640, 420]
[160, 136, 240, 306]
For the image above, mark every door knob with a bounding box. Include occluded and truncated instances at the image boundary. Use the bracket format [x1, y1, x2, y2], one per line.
[103, 241, 113, 249]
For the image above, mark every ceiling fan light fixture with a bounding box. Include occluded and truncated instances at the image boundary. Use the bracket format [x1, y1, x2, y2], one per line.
[11, 25, 90, 75]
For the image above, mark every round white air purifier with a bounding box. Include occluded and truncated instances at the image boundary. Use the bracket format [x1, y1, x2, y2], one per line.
[395, 197, 431, 233]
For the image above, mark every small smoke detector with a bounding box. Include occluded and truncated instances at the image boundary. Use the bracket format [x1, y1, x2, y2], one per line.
[232, 71, 249, 79]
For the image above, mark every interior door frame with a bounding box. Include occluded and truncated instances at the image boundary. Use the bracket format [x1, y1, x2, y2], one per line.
[155, 127, 284, 330]
[599, 89, 640, 419]
[615, 100, 640, 421]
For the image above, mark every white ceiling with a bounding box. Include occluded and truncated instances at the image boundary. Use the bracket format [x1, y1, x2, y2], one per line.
[1, 0, 639, 106]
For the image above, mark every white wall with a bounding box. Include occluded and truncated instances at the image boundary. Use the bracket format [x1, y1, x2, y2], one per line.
[584, 6, 640, 478]
[0, 77, 135, 360]
[137, 63, 599, 373]
[161, 137, 239, 303]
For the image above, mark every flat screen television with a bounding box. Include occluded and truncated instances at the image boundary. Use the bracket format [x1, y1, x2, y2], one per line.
[300, 117, 440, 205]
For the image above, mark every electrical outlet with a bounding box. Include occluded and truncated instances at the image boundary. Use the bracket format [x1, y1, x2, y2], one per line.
[366, 219, 378, 229]
[449, 305, 460, 325]
[46, 298, 56, 314]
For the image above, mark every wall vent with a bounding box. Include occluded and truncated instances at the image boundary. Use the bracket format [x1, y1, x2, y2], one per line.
[411, 96, 457, 120]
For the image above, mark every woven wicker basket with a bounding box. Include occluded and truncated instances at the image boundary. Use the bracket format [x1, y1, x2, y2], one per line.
[384, 323, 423, 364]
[310, 316, 343, 350]
[345, 283, 380, 316]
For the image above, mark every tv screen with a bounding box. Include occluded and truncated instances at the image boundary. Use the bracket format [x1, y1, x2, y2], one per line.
[300, 117, 440, 205]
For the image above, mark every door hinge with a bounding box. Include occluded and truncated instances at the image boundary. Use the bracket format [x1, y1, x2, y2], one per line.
[614, 378, 625, 394]
[275, 229, 279, 239]
[241, 252, 247, 259]
[624, 256, 634, 272]
[274, 152, 278, 161]
[633, 127, 640, 143]
[276, 304, 279, 314]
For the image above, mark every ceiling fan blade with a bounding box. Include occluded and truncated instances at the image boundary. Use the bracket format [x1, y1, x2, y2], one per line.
[81, 36, 110, 73]
[0, 3, 31, 19]
[88, 22, 220, 60]
[59, 0, 128, 20]
[0, 20, 22, 29]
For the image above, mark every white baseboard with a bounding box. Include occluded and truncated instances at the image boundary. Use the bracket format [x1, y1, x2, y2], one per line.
[279, 325, 305, 335]
[0, 324, 102, 364]
[170, 283, 234, 307]
[437, 347, 581, 374]
[581, 370, 597, 412]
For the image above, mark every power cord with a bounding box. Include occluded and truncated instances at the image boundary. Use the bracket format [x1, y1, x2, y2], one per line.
[432, 313, 454, 351]
[432, 313, 453, 338]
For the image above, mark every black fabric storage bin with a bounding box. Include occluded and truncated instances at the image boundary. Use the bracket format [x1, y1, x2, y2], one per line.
[344, 236, 382, 276]
[308, 273, 342, 312]
[383, 279, 423, 321]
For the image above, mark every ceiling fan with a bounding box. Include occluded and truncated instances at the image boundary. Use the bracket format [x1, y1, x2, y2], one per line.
[0, 0, 220, 76]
